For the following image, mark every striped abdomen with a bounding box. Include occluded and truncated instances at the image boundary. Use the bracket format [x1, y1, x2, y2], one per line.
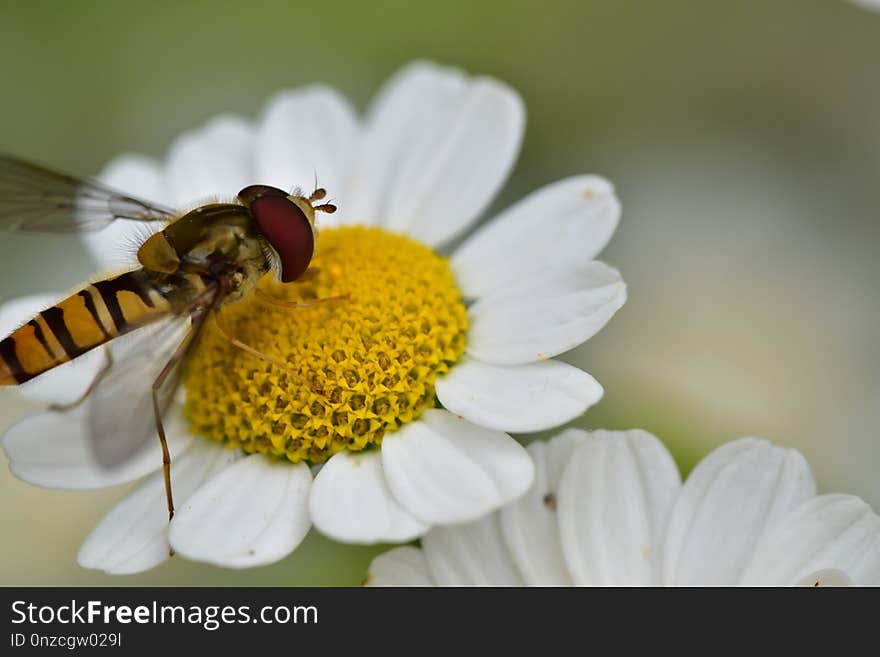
[0, 270, 180, 385]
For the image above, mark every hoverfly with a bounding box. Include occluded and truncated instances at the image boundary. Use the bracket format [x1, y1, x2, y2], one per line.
[0, 154, 338, 520]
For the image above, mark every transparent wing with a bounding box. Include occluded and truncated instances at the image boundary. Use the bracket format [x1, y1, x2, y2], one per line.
[0, 153, 176, 232]
[85, 307, 207, 470]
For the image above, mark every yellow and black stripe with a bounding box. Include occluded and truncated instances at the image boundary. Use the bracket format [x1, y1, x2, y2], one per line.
[0, 269, 178, 386]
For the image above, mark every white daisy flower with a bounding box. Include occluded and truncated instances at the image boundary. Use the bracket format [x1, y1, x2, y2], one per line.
[0, 61, 626, 574]
[366, 430, 880, 586]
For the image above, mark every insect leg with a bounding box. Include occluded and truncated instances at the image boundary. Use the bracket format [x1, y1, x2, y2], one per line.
[254, 287, 350, 309]
[48, 346, 113, 411]
[295, 267, 321, 282]
[151, 309, 210, 524]
[214, 308, 326, 395]
[264, 266, 322, 286]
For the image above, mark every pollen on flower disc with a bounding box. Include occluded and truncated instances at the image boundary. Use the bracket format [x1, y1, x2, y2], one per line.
[183, 226, 468, 464]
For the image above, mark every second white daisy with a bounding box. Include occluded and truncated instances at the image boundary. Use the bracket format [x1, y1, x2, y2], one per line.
[367, 430, 880, 586]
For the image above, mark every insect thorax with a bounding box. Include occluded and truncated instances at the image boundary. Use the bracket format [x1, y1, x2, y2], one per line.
[138, 203, 271, 304]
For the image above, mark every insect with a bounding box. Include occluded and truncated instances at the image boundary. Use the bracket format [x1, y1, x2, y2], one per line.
[0, 154, 339, 521]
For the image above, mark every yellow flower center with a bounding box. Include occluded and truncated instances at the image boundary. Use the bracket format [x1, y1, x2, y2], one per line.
[183, 226, 468, 464]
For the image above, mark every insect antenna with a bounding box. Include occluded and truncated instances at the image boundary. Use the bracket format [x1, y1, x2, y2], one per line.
[314, 196, 336, 213]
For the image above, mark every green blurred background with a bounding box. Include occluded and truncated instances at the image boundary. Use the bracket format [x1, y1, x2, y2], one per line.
[1, 0, 878, 585]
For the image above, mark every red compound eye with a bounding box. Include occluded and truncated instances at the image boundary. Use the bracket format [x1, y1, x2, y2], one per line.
[249, 195, 314, 283]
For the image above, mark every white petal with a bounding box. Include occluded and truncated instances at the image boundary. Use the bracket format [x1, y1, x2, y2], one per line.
[740, 494, 880, 586]
[794, 569, 853, 587]
[435, 356, 603, 432]
[467, 261, 626, 365]
[452, 176, 620, 298]
[309, 450, 428, 544]
[2, 405, 193, 489]
[661, 438, 816, 586]
[77, 441, 240, 574]
[421, 514, 524, 586]
[0, 294, 55, 339]
[165, 115, 255, 207]
[255, 85, 358, 228]
[84, 154, 171, 270]
[499, 429, 591, 586]
[97, 153, 174, 205]
[345, 61, 524, 245]
[381, 409, 534, 525]
[851, 0, 880, 14]
[366, 546, 434, 586]
[0, 293, 104, 406]
[168, 455, 312, 568]
[557, 430, 681, 586]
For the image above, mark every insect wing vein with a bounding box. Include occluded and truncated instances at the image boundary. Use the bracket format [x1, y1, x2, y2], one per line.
[0, 154, 175, 232]
[85, 314, 194, 470]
